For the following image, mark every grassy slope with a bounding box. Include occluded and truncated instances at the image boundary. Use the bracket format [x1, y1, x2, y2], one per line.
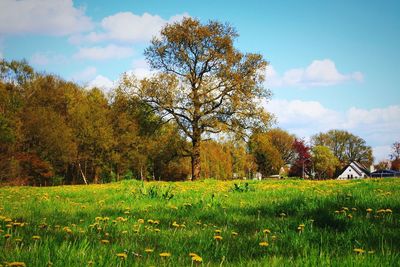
[0, 178, 400, 266]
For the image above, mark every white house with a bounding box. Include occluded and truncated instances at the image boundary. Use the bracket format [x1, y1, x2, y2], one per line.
[337, 162, 370, 180]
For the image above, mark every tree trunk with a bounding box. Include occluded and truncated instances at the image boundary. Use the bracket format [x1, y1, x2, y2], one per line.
[191, 137, 201, 181]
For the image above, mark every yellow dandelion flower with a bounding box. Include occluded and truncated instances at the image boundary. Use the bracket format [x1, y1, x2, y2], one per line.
[366, 208, 373, 213]
[32, 235, 41, 240]
[14, 238, 23, 242]
[159, 252, 171, 257]
[138, 219, 145, 224]
[145, 248, 154, 253]
[121, 230, 128, 234]
[214, 229, 222, 234]
[7, 262, 26, 267]
[154, 228, 160, 232]
[385, 209, 392, 213]
[263, 229, 271, 234]
[353, 248, 365, 254]
[368, 250, 375, 254]
[172, 221, 180, 228]
[192, 255, 203, 263]
[213, 235, 223, 241]
[347, 214, 353, 219]
[4, 234, 11, 239]
[116, 253, 128, 260]
[259, 241, 269, 247]
[100, 239, 109, 244]
[231, 231, 238, 237]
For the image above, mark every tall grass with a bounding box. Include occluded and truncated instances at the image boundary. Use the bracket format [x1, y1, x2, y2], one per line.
[1, 178, 399, 266]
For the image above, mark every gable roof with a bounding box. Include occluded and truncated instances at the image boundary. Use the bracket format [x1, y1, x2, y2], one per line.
[338, 161, 369, 177]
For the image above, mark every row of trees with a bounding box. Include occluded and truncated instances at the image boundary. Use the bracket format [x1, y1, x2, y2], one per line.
[1, 18, 394, 185]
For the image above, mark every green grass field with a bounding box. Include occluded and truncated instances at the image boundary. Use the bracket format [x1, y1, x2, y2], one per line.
[1, 178, 400, 266]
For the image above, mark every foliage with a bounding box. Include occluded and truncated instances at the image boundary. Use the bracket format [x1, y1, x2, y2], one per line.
[249, 132, 284, 176]
[229, 182, 254, 192]
[312, 145, 340, 179]
[312, 129, 373, 167]
[390, 141, 400, 161]
[289, 139, 312, 177]
[122, 17, 272, 180]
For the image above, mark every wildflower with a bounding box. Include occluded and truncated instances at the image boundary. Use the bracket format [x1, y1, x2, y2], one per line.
[263, 229, 271, 234]
[147, 219, 154, 224]
[121, 230, 128, 234]
[14, 238, 23, 243]
[154, 228, 160, 232]
[279, 213, 286, 217]
[347, 214, 353, 219]
[231, 231, 238, 237]
[145, 248, 154, 253]
[366, 208, 373, 213]
[116, 253, 128, 260]
[189, 253, 198, 257]
[7, 262, 26, 267]
[4, 234, 11, 239]
[271, 235, 277, 241]
[192, 255, 203, 263]
[368, 250, 375, 254]
[214, 229, 222, 234]
[214, 235, 223, 241]
[385, 209, 392, 213]
[6, 224, 12, 228]
[100, 239, 109, 244]
[353, 248, 365, 254]
[352, 208, 357, 211]
[259, 241, 269, 247]
[138, 219, 145, 224]
[172, 221, 180, 228]
[159, 252, 171, 257]
[32, 235, 41, 240]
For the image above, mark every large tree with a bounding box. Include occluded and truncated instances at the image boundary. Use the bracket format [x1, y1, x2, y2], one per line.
[311, 129, 373, 167]
[122, 18, 271, 180]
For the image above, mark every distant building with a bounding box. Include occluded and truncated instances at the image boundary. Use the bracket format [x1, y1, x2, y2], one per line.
[337, 161, 370, 180]
[370, 169, 400, 178]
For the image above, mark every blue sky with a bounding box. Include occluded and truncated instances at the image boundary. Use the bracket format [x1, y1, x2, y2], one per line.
[1, 0, 399, 162]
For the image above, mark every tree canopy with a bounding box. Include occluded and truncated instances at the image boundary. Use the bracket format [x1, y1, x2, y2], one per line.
[121, 18, 272, 180]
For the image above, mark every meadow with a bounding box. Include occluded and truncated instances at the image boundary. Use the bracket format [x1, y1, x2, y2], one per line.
[1, 178, 400, 267]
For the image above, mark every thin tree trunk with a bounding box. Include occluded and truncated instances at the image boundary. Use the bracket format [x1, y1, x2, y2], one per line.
[78, 162, 88, 185]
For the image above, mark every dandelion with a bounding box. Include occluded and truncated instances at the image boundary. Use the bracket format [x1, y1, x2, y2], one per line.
[116, 253, 128, 260]
[100, 239, 109, 244]
[263, 229, 271, 234]
[259, 241, 269, 247]
[214, 229, 222, 234]
[121, 230, 128, 234]
[14, 238, 23, 243]
[172, 221, 180, 228]
[145, 248, 154, 253]
[159, 252, 171, 257]
[214, 235, 223, 241]
[347, 214, 353, 219]
[231, 231, 238, 237]
[4, 233, 11, 239]
[271, 235, 277, 241]
[189, 253, 198, 257]
[7, 262, 26, 267]
[366, 208, 373, 213]
[32, 235, 41, 240]
[154, 228, 160, 232]
[138, 219, 145, 224]
[192, 255, 203, 263]
[385, 209, 392, 213]
[353, 248, 365, 254]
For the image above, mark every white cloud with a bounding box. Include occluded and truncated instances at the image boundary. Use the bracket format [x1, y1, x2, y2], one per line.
[87, 75, 114, 92]
[30, 52, 67, 65]
[129, 58, 153, 79]
[71, 66, 97, 82]
[0, 0, 93, 36]
[266, 59, 363, 88]
[69, 12, 189, 44]
[264, 99, 400, 162]
[74, 45, 134, 60]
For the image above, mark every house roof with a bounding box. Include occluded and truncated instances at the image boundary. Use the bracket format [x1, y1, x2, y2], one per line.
[338, 161, 369, 177]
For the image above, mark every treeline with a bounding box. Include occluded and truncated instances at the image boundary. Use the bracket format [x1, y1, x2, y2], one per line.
[0, 59, 383, 185]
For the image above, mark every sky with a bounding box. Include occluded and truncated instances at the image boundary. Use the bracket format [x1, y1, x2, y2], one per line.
[1, 0, 399, 162]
